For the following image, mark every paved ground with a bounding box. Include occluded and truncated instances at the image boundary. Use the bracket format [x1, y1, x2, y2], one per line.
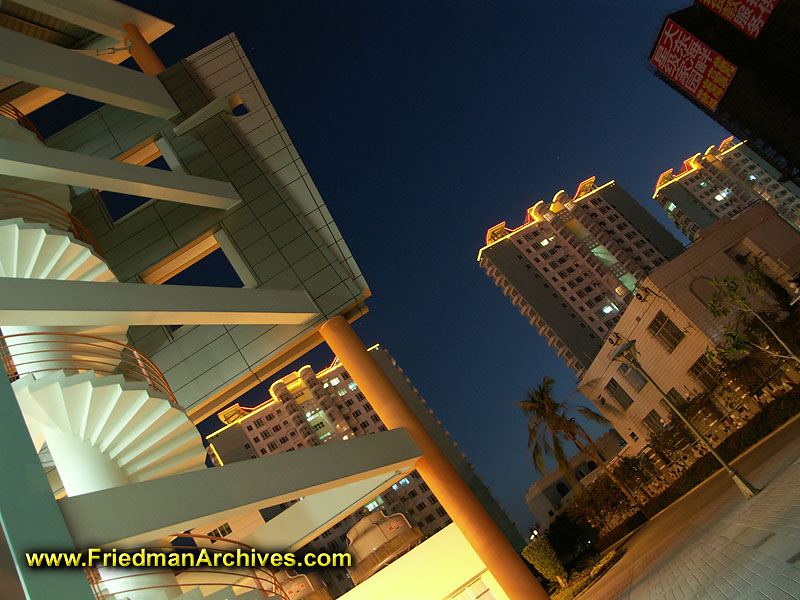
[577, 416, 800, 600]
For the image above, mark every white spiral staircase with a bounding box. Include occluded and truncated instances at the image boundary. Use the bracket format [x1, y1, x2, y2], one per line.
[0, 170, 287, 598]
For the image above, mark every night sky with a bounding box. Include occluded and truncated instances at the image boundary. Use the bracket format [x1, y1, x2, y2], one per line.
[35, 1, 728, 534]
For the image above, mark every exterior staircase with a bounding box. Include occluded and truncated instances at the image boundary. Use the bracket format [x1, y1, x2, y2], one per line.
[0, 110, 288, 599]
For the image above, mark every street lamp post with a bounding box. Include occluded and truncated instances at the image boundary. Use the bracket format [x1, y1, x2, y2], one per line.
[612, 340, 760, 500]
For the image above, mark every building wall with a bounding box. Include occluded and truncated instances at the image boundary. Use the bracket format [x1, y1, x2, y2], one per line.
[479, 179, 681, 376]
[43, 34, 370, 420]
[337, 523, 510, 600]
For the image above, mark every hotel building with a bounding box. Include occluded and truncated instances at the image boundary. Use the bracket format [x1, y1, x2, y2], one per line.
[0, 2, 545, 599]
[478, 178, 682, 376]
[655, 137, 800, 240]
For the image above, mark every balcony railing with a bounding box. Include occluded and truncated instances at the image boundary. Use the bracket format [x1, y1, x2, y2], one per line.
[0, 102, 44, 142]
[0, 187, 105, 257]
[85, 534, 290, 600]
[0, 332, 177, 405]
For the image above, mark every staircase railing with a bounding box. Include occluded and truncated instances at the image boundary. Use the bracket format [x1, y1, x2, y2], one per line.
[0, 187, 105, 257]
[0, 331, 178, 405]
[0, 102, 44, 142]
[85, 533, 290, 599]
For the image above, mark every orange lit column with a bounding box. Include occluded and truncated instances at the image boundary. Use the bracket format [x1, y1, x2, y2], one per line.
[319, 316, 547, 600]
[123, 23, 166, 76]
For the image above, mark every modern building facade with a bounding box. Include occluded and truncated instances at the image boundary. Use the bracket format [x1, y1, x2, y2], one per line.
[579, 203, 800, 452]
[478, 178, 683, 376]
[524, 431, 624, 531]
[655, 136, 800, 239]
[207, 345, 525, 596]
[649, 1, 800, 185]
[0, 2, 546, 600]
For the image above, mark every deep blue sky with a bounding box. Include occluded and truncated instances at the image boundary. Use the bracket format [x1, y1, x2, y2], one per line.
[39, 1, 728, 533]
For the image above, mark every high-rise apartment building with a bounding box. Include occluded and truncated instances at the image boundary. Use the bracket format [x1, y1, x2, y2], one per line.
[478, 178, 682, 376]
[649, 1, 800, 185]
[207, 345, 524, 596]
[655, 137, 800, 239]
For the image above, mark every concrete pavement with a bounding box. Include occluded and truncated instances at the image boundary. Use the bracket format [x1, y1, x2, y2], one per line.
[576, 416, 800, 600]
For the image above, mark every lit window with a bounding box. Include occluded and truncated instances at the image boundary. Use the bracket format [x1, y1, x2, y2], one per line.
[749, 174, 757, 181]
[329, 377, 340, 386]
[666, 202, 676, 212]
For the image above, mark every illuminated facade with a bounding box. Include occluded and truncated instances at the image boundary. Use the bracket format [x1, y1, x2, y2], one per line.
[649, 1, 800, 186]
[478, 179, 682, 376]
[208, 346, 524, 596]
[655, 137, 800, 239]
[580, 203, 800, 452]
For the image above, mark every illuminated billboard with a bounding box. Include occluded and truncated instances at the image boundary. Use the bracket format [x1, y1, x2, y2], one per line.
[651, 19, 737, 111]
[698, 0, 779, 38]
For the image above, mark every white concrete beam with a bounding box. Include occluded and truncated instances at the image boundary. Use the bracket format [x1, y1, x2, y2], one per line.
[57, 429, 422, 549]
[10, 0, 174, 42]
[0, 278, 319, 326]
[243, 473, 408, 552]
[0, 27, 178, 118]
[0, 138, 241, 210]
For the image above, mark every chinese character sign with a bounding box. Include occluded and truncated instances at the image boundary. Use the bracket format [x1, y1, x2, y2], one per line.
[651, 20, 738, 111]
[698, 0, 779, 39]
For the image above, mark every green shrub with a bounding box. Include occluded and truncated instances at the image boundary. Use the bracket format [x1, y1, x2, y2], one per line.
[522, 537, 567, 586]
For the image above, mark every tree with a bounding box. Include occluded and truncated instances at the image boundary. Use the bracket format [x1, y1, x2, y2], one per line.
[613, 455, 657, 494]
[522, 536, 568, 587]
[517, 377, 649, 513]
[708, 272, 800, 364]
[647, 420, 691, 464]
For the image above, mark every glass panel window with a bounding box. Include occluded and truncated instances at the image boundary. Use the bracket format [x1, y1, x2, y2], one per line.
[604, 378, 633, 409]
[688, 355, 718, 390]
[618, 363, 647, 392]
[647, 311, 685, 352]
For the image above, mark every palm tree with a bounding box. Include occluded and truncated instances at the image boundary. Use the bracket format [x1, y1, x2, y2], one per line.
[517, 377, 649, 513]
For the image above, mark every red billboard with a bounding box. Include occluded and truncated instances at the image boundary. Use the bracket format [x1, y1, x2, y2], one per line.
[698, 0, 780, 38]
[651, 20, 738, 112]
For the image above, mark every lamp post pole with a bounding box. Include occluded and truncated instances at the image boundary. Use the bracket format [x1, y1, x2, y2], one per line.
[612, 340, 760, 500]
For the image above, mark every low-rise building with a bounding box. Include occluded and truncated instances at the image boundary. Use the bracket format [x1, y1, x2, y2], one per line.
[580, 203, 800, 453]
[524, 431, 625, 530]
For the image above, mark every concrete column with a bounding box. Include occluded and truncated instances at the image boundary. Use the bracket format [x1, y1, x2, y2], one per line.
[122, 23, 165, 76]
[318, 316, 548, 600]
